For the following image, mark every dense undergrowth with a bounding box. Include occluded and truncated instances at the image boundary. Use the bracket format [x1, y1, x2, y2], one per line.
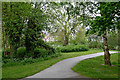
[58, 45, 88, 52]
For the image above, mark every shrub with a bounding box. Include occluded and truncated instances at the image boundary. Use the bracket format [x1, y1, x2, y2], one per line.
[33, 46, 61, 58]
[48, 50, 53, 55]
[2, 52, 61, 67]
[55, 47, 61, 54]
[58, 45, 88, 52]
[6, 48, 10, 54]
[88, 41, 103, 49]
[37, 39, 56, 52]
[33, 48, 48, 58]
[16, 47, 26, 58]
[21, 57, 34, 65]
[2, 48, 11, 59]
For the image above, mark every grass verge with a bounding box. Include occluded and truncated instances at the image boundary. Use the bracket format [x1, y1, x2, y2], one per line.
[72, 53, 119, 79]
[2, 49, 103, 78]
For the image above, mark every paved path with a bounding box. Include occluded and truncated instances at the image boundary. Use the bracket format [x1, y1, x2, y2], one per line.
[25, 51, 117, 78]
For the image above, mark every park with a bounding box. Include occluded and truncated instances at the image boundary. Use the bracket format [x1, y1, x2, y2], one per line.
[1, 1, 119, 80]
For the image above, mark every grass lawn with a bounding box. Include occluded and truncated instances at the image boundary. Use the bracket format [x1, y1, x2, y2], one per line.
[72, 53, 119, 79]
[2, 49, 103, 78]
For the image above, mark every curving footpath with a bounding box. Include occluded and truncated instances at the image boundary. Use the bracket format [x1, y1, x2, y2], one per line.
[25, 51, 117, 78]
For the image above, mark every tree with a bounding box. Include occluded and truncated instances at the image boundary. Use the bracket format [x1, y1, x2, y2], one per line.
[41, 2, 91, 46]
[2, 2, 52, 58]
[24, 2, 47, 55]
[2, 2, 31, 57]
[88, 2, 119, 66]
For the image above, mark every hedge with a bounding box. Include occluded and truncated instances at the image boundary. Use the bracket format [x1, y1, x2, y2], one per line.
[58, 45, 88, 52]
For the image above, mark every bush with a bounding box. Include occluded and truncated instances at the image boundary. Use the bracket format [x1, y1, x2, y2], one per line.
[6, 48, 10, 54]
[48, 50, 53, 55]
[2, 52, 61, 67]
[33, 48, 48, 58]
[2, 48, 11, 59]
[58, 45, 88, 52]
[88, 41, 103, 49]
[55, 47, 61, 54]
[21, 57, 34, 65]
[16, 47, 26, 58]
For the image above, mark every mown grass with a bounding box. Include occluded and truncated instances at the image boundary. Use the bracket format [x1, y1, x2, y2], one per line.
[72, 53, 119, 79]
[2, 49, 103, 79]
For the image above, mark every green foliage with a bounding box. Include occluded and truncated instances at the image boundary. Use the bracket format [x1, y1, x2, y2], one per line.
[24, 5, 47, 53]
[59, 45, 88, 52]
[21, 57, 34, 65]
[34, 48, 47, 58]
[2, 2, 32, 55]
[2, 2, 51, 59]
[16, 47, 26, 58]
[2, 48, 11, 59]
[36, 39, 57, 54]
[33, 46, 58, 58]
[2, 53, 61, 67]
[46, 41, 63, 47]
[88, 2, 119, 35]
[5, 48, 10, 54]
[54, 47, 61, 54]
[107, 31, 118, 50]
[88, 41, 103, 49]
[70, 27, 87, 45]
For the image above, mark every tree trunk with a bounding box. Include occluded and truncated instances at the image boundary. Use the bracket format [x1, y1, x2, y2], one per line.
[118, 24, 120, 51]
[103, 30, 111, 66]
[2, 26, 6, 56]
[10, 43, 11, 56]
[63, 35, 69, 46]
[63, 29, 69, 46]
